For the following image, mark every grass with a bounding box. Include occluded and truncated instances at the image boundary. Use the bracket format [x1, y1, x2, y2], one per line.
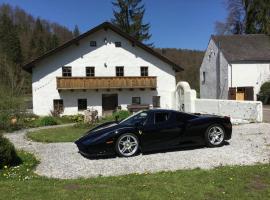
[0, 151, 269, 200]
[27, 125, 91, 143]
[26, 111, 131, 143]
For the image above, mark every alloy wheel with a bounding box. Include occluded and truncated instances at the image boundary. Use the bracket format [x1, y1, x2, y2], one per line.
[117, 134, 139, 157]
[208, 126, 225, 146]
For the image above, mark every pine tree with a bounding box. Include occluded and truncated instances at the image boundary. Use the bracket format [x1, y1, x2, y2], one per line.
[73, 25, 80, 37]
[244, 0, 270, 34]
[111, 0, 152, 45]
[0, 13, 22, 64]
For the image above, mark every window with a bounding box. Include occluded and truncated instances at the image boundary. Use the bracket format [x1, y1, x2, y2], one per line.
[152, 96, 160, 108]
[86, 67, 95, 77]
[53, 99, 64, 113]
[62, 67, 72, 77]
[90, 41, 97, 47]
[116, 66, 124, 76]
[202, 71, 206, 84]
[132, 97, 141, 105]
[140, 67, 148, 76]
[115, 42, 121, 47]
[155, 112, 169, 123]
[78, 99, 87, 111]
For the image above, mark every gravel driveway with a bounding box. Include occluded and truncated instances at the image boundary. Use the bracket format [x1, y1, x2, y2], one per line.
[5, 123, 270, 179]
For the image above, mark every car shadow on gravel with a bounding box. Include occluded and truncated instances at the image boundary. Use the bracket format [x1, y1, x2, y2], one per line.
[142, 141, 230, 156]
[81, 141, 230, 160]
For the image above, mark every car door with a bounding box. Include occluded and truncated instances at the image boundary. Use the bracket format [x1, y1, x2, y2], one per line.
[140, 111, 182, 150]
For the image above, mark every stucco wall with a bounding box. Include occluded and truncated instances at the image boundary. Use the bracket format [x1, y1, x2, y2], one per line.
[229, 63, 270, 100]
[194, 99, 263, 122]
[177, 81, 263, 122]
[200, 38, 229, 99]
[32, 29, 176, 116]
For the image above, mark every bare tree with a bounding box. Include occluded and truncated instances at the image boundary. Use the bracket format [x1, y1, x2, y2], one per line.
[215, 0, 246, 34]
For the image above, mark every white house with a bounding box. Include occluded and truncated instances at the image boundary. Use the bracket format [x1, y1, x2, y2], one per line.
[23, 22, 183, 116]
[200, 34, 270, 101]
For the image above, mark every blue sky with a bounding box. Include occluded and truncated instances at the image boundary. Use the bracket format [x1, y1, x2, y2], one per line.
[0, 0, 227, 50]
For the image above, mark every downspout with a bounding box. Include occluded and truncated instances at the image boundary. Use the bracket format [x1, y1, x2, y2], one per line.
[230, 63, 232, 88]
[216, 41, 221, 99]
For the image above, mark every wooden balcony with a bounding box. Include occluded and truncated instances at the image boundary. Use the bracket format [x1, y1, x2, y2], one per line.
[56, 76, 157, 90]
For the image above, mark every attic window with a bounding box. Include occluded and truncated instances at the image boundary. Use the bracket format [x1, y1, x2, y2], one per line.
[90, 41, 97, 47]
[115, 42, 121, 47]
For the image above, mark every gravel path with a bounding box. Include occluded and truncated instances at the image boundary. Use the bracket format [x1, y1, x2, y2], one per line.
[4, 123, 270, 179]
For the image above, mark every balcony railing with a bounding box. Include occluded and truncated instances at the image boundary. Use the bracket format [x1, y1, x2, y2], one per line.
[56, 76, 157, 90]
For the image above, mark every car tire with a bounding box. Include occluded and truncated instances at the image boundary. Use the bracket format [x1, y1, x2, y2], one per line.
[115, 133, 139, 157]
[205, 124, 225, 147]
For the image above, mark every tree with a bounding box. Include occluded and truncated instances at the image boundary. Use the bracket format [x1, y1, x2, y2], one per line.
[244, 0, 270, 34]
[111, 0, 152, 45]
[73, 25, 80, 37]
[215, 0, 270, 35]
[215, 0, 246, 34]
[0, 14, 23, 64]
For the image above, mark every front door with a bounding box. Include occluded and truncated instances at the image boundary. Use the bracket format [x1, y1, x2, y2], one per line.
[102, 94, 118, 116]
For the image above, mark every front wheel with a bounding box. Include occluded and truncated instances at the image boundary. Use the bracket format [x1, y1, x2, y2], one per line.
[116, 133, 139, 157]
[205, 124, 225, 147]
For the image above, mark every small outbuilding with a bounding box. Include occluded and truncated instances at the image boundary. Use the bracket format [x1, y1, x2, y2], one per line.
[200, 34, 270, 101]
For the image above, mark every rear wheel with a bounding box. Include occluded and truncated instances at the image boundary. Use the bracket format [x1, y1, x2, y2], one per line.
[116, 133, 139, 157]
[205, 124, 225, 147]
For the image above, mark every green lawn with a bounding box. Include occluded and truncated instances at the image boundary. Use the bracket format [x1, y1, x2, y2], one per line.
[0, 151, 269, 200]
[27, 125, 91, 143]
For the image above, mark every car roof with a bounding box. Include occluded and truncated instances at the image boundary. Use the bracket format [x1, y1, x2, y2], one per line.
[147, 109, 178, 113]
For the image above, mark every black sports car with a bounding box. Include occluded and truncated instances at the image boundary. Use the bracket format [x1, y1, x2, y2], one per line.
[75, 109, 232, 157]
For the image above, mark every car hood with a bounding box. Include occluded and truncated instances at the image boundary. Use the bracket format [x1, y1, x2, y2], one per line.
[75, 122, 120, 145]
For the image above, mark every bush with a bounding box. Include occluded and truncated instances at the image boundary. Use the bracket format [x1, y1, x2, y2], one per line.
[112, 110, 131, 121]
[259, 82, 270, 104]
[36, 116, 58, 126]
[0, 134, 19, 168]
[0, 111, 26, 132]
[101, 110, 131, 122]
[260, 82, 270, 94]
[61, 114, 84, 123]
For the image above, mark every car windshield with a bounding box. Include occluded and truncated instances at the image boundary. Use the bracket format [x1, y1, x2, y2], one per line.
[119, 111, 148, 125]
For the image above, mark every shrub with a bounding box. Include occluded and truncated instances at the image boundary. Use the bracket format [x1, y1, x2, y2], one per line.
[61, 114, 84, 123]
[0, 112, 25, 132]
[260, 82, 270, 95]
[36, 116, 58, 126]
[112, 110, 131, 121]
[259, 82, 270, 104]
[0, 134, 19, 168]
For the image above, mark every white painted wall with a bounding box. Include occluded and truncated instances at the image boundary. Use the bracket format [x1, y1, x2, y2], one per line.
[194, 99, 263, 122]
[32, 29, 176, 116]
[176, 81, 263, 122]
[229, 63, 270, 100]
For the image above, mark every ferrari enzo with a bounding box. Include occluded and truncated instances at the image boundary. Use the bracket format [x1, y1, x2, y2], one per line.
[75, 109, 232, 157]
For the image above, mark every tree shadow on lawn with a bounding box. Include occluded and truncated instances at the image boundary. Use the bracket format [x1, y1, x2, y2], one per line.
[80, 141, 230, 160]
